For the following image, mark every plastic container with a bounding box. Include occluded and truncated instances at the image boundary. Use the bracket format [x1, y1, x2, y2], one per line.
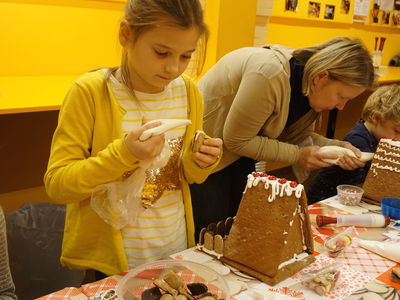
[116, 259, 230, 300]
[324, 227, 356, 257]
[381, 198, 400, 220]
[336, 185, 364, 206]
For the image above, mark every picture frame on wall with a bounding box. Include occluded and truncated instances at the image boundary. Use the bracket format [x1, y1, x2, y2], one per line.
[340, 0, 351, 14]
[381, 10, 390, 24]
[308, 1, 321, 17]
[393, 12, 400, 25]
[286, 0, 298, 11]
[325, 4, 336, 19]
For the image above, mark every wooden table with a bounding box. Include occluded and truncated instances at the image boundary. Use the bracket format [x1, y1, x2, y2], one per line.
[38, 199, 400, 300]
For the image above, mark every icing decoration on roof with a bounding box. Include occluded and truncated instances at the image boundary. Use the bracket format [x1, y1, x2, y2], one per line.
[246, 172, 304, 201]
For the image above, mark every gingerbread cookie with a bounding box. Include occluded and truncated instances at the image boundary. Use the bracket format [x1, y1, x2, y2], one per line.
[192, 130, 205, 153]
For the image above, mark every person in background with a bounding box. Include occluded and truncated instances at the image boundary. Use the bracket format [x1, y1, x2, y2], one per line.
[307, 84, 400, 203]
[44, 0, 222, 279]
[190, 37, 375, 239]
[0, 207, 17, 300]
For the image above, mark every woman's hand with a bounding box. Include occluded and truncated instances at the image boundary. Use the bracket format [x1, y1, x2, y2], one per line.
[192, 138, 223, 168]
[124, 122, 165, 160]
[298, 146, 336, 170]
[337, 143, 366, 170]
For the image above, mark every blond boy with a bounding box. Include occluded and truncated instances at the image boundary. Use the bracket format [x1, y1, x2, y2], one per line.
[307, 85, 400, 203]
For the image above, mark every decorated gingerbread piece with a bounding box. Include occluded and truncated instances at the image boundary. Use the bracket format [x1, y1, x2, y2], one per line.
[362, 138, 400, 205]
[198, 172, 315, 285]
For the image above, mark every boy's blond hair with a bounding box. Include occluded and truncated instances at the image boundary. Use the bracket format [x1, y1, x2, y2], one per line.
[362, 84, 400, 122]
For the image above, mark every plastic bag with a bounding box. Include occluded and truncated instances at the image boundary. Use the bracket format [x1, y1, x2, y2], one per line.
[6, 203, 85, 300]
[300, 263, 342, 296]
[91, 141, 172, 229]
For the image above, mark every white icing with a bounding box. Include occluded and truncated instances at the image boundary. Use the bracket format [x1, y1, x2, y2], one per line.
[375, 150, 400, 159]
[278, 252, 309, 269]
[283, 231, 288, 235]
[246, 174, 304, 202]
[371, 162, 400, 173]
[284, 241, 287, 244]
[197, 244, 222, 259]
[369, 139, 400, 175]
[380, 138, 400, 148]
[298, 204, 306, 249]
[292, 206, 297, 217]
[374, 155, 400, 170]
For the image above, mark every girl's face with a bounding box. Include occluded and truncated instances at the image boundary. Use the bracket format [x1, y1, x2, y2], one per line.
[120, 21, 201, 93]
[369, 114, 400, 140]
[307, 71, 366, 112]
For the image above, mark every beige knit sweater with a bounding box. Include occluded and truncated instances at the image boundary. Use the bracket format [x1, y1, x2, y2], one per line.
[199, 45, 346, 173]
[0, 207, 17, 300]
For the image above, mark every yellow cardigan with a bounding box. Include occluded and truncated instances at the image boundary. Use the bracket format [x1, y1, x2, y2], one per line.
[44, 70, 218, 275]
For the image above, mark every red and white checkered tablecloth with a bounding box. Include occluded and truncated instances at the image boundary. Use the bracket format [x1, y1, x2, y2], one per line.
[285, 254, 372, 300]
[36, 277, 119, 299]
[332, 243, 397, 278]
[38, 202, 399, 299]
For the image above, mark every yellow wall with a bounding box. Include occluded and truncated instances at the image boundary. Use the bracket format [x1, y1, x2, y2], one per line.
[0, 0, 257, 213]
[0, 0, 256, 77]
[0, 0, 124, 76]
[266, 17, 400, 66]
[202, 0, 257, 73]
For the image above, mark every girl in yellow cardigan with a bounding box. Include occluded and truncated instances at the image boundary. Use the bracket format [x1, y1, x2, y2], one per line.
[44, 0, 222, 277]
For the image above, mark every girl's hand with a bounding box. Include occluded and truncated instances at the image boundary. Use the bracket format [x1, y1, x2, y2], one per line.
[192, 138, 223, 168]
[337, 143, 366, 170]
[124, 122, 165, 160]
[298, 146, 336, 170]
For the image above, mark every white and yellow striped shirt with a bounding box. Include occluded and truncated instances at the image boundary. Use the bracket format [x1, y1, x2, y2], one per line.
[110, 75, 188, 268]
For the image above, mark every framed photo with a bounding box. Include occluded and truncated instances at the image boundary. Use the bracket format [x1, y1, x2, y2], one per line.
[381, 11, 390, 24]
[392, 12, 400, 25]
[324, 4, 336, 19]
[308, 1, 321, 17]
[340, 0, 351, 14]
[286, 0, 298, 11]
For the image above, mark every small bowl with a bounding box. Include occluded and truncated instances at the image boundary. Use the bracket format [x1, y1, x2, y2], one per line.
[381, 198, 400, 220]
[336, 185, 364, 206]
[116, 259, 230, 300]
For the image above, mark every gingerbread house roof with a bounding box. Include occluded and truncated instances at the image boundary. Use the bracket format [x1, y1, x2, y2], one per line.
[363, 138, 400, 205]
[198, 172, 315, 285]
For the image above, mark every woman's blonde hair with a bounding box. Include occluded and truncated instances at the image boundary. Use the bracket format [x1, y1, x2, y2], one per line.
[362, 84, 400, 122]
[119, 0, 208, 88]
[292, 37, 375, 96]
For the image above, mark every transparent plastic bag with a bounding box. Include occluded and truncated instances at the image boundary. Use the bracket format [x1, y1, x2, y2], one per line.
[300, 263, 342, 296]
[91, 142, 172, 229]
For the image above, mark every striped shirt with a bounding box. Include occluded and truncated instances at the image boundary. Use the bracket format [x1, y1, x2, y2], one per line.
[109, 74, 188, 268]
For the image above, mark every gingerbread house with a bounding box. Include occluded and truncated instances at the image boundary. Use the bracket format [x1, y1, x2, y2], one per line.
[363, 138, 400, 205]
[198, 172, 315, 285]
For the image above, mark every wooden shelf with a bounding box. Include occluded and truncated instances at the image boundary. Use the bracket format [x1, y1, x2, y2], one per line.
[375, 66, 400, 83]
[0, 75, 77, 114]
[0, 186, 51, 214]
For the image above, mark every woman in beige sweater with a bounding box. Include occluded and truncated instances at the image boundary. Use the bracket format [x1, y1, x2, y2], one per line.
[0, 207, 17, 300]
[190, 37, 375, 238]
